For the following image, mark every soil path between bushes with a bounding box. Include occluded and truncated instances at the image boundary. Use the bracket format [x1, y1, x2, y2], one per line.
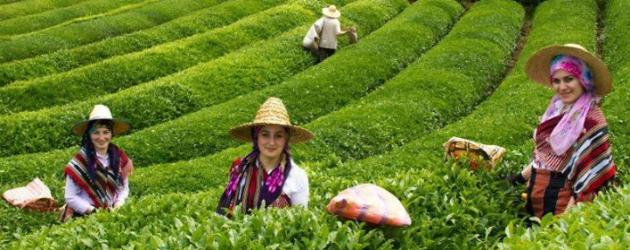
[503, 4, 533, 77]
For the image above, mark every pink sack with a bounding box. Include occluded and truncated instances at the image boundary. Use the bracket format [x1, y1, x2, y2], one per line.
[326, 184, 411, 227]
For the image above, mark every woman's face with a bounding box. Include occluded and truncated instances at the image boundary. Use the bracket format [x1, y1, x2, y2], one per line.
[551, 70, 585, 104]
[257, 125, 288, 161]
[90, 124, 112, 153]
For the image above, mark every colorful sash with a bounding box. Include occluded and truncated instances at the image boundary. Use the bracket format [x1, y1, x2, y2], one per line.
[217, 154, 292, 215]
[533, 105, 615, 201]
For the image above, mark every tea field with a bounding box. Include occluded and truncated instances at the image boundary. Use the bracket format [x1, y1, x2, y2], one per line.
[0, 0, 628, 248]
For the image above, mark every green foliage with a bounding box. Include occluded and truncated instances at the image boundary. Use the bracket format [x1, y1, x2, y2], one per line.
[2, 0, 627, 248]
[0, 0, 389, 187]
[0, 0, 23, 5]
[500, 187, 630, 248]
[6, 189, 224, 248]
[0, 0, 409, 240]
[602, 0, 630, 184]
[0, 0, 407, 158]
[0, 2, 308, 114]
[133, 0, 520, 203]
[380, 0, 599, 166]
[4, 0, 515, 247]
[297, 0, 522, 162]
[0, 0, 223, 63]
[499, 0, 630, 247]
[112, 0, 433, 167]
[0, 0, 86, 21]
[0, 0, 147, 36]
[0, 0, 292, 86]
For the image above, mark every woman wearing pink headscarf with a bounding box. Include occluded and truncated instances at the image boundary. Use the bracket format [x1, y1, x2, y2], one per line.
[510, 44, 616, 218]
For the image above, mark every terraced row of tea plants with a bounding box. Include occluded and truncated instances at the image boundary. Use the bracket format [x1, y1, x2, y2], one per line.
[0, 0, 413, 242]
[501, 0, 630, 247]
[1, 0, 628, 248]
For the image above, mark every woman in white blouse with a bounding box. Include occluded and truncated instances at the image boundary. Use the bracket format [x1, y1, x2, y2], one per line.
[61, 104, 133, 221]
[216, 97, 313, 215]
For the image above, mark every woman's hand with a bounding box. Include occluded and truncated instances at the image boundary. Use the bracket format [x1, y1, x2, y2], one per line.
[112, 201, 124, 210]
[508, 173, 527, 186]
[566, 196, 576, 210]
[86, 206, 96, 214]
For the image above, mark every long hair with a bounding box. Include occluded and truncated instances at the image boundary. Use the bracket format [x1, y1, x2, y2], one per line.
[80, 120, 121, 182]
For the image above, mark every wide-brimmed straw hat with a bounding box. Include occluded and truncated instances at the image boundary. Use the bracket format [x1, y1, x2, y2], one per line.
[71, 104, 130, 136]
[322, 5, 341, 19]
[229, 97, 314, 144]
[525, 43, 612, 96]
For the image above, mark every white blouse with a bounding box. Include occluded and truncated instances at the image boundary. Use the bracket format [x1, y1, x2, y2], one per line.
[302, 17, 344, 49]
[282, 160, 309, 207]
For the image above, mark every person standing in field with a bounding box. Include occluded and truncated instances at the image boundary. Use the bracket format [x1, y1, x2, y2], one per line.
[302, 5, 349, 62]
[61, 104, 134, 221]
[509, 44, 616, 218]
[216, 97, 313, 216]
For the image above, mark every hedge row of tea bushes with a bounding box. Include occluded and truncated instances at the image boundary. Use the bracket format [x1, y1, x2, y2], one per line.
[108, 0, 452, 167]
[2, 154, 515, 247]
[378, 0, 599, 165]
[129, 0, 522, 197]
[0, 0, 86, 21]
[302, 0, 600, 247]
[0, 0, 405, 197]
[0, 0, 388, 157]
[0, 1, 308, 114]
[4, 1, 522, 248]
[125, 0, 608, 247]
[0, 181, 60, 244]
[601, 0, 630, 184]
[333, 0, 598, 225]
[303, 0, 598, 247]
[0, 0, 291, 86]
[0, 0, 382, 181]
[296, 0, 522, 162]
[9, 167, 498, 249]
[499, 188, 630, 248]
[121, 0, 515, 196]
[0, 0, 24, 3]
[2, 1, 473, 246]
[0, 0, 22, 5]
[0, 0, 22, 4]
[4, 0, 619, 248]
[0, 0, 147, 36]
[0, 0, 224, 62]
[499, 0, 630, 247]
[0, 0, 445, 242]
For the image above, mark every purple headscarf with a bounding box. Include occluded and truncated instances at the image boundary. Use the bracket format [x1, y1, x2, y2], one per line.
[541, 55, 598, 155]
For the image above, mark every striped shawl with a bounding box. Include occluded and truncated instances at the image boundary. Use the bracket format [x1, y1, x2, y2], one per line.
[63, 147, 129, 208]
[533, 105, 616, 201]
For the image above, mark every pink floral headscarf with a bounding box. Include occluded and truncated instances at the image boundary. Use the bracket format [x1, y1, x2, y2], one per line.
[541, 55, 598, 155]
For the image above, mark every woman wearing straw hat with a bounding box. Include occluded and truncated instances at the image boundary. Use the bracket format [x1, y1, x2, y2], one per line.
[216, 97, 313, 215]
[509, 44, 616, 218]
[61, 104, 133, 221]
[302, 5, 349, 62]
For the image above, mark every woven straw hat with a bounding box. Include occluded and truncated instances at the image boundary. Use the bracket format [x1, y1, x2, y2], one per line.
[71, 104, 130, 136]
[525, 43, 612, 96]
[229, 97, 314, 144]
[322, 5, 341, 19]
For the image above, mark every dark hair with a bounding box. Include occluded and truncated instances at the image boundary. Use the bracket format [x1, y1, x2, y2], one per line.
[80, 120, 121, 182]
